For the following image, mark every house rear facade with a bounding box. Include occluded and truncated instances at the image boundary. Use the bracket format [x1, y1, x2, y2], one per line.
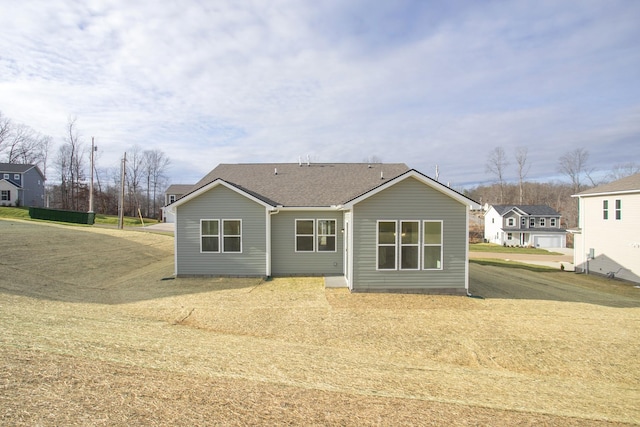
[0, 163, 45, 207]
[169, 163, 480, 294]
[572, 173, 640, 283]
[484, 205, 566, 248]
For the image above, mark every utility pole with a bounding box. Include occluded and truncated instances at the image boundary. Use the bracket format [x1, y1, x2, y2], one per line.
[118, 152, 126, 229]
[89, 137, 96, 213]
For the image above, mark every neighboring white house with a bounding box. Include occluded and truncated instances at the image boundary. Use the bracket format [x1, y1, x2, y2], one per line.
[161, 184, 193, 223]
[571, 173, 640, 284]
[484, 205, 566, 248]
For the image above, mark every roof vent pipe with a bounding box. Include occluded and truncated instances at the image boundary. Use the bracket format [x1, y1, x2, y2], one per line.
[274, 168, 278, 175]
[381, 171, 384, 180]
[298, 156, 302, 166]
[307, 155, 310, 166]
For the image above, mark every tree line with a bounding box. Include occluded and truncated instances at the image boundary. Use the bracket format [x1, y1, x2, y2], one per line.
[0, 111, 170, 218]
[470, 146, 639, 229]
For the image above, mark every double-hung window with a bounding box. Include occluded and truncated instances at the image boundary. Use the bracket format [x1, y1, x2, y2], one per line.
[317, 219, 336, 252]
[615, 199, 622, 220]
[507, 218, 515, 227]
[1, 190, 10, 201]
[201, 219, 242, 253]
[377, 221, 397, 269]
[400, 221, 420, 269]
[550, 218, 557, 227]
[540, 218, 546, 227]
[201, 220, 219, 252]
[529, 218, 535, 227]
[296, 220, 315, 252]
[423, 221, 443, 270]
[223, 220, 242, 252]
[603, 200, 609, 220]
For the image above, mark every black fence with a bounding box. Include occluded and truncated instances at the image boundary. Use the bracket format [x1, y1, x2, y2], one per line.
[29, 207, 95, 225]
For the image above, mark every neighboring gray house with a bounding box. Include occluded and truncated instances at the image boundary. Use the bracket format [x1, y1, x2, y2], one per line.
[168, 163, 480, 294]
[161, 184, 193, 223]
[571, 173, 640, 283]
[0, 163, 45, 207]
[484, 204, 567, 248]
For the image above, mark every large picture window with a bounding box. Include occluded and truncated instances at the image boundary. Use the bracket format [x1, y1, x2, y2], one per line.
[317, 219, 337, 252]
[1, 190, 10, 201]
[296, 219, 315, 252]
[377, 221, 397, 269]
[400, 221, 419, 269]
[201, 219, 219, 252]
[423, 221, 443, 270]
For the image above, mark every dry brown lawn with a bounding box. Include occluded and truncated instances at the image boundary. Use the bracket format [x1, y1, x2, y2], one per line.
[1, 219, 638, 426]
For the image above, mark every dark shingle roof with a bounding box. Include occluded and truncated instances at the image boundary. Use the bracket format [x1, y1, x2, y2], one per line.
[0, 163, 38, 173]
[192, 163, 411, 207]
[492, 205, 560, 216]
[165, 184, 193, 196]
[575, 173, 640, 196]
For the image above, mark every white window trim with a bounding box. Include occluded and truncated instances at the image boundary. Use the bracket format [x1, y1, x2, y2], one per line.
[14, 174, 20, 180]
[615, 199, 621, 220]
[169, 194, 176, 203]
[3, 173, 8, 179]
[316, 219, 337, 252]
[423, 220, 443, 270]
[222, 219, 242, 253]
[200, 219, 220, 253]
[550, 218, 557, 227]
[529, 218, 535, 227]
[540, 218, 546, 227]
[507, 217, 515, 227]
[399, 220, 420, 270]
[376, 220, 398, 270]
[295, 219, 315, 252]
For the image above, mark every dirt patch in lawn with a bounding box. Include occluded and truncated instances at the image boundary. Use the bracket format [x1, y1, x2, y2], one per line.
[1, 219, 639, 425]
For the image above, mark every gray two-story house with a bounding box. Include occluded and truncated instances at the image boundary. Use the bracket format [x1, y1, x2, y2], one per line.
[0, 163, 45, 207]
[167, 163, 480, 294]
[484, 204, 567, 248]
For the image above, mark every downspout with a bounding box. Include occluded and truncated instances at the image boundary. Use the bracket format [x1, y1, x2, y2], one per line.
[266, 208, 280, 278]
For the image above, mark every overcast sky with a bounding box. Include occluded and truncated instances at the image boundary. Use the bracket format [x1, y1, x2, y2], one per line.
[1, 0, 638, 188]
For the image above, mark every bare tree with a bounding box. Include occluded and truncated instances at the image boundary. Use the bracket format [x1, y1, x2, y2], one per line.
[0, 111, 11, 155]
[514, 146, 530, 204]
[126, 145, 145, 217]
[558, 148, 590, 193]
[143, 149, 170, 218]
[485, 146, 510, 204]
[606, 162, 640, 181]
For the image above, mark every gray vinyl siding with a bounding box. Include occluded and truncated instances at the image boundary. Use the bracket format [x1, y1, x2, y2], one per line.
[271, 210, 343, 276]
[175, 185, 267, 276]
[352, 177, 468, 292]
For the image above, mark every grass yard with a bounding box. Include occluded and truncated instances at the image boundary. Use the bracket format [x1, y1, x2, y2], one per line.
[1, 219, 639, 426]
[470, 242, 563, 255]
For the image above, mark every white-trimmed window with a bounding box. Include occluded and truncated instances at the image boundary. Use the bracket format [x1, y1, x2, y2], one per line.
[201, 219, 242, 253]
[1, 190, 10, 201]
[223, 220, 242, 252]
[521, 217, 526, 227]
[201, 219, 219, 252]
[550, 218, 557, 227]
[400, 221, 420, 269]
[540, 218, 546, 227]
[169, 194, 176, 203]
[615, 199, 622, 220]
[423, 221, 443, 270]
[529, 218, 535, 227]
[603, 200, 609, 220]
[2, 173, 8, 179]
[377, 221, 397, 270]
[507, 217, 515, 227]
[507, 232, 513, 240]
[14, 174, 20, 180]
[317, 219, 337, 252]
[296, 219, 315, 252]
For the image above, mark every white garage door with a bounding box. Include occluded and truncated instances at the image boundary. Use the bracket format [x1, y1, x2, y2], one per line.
[534, 235, 562, 248]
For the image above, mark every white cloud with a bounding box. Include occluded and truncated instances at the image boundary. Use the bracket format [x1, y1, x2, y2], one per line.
[0, 0, 639, 187]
